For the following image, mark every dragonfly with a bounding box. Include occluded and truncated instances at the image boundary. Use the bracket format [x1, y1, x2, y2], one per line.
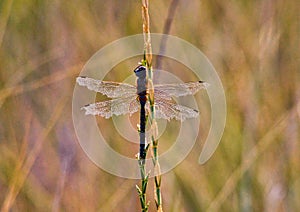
[76, 65, 209, 160]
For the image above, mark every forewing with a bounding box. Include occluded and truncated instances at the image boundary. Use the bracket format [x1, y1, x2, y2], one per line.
[76, 76, 136, 98]
[82, 94, 139, 118]
[154, 81, 209, 98]
[152, 97, 199, 121]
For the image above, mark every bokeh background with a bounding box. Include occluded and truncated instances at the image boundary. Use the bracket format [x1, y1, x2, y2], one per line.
[0, 0, 299, 211]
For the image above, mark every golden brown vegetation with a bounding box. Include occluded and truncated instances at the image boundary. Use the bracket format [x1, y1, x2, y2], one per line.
[0, 0, 299, 211]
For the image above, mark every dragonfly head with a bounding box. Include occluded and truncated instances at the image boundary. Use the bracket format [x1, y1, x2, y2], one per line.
[134, 65, 146, 79]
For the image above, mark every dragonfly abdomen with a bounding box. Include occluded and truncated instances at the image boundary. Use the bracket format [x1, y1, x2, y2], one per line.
[134, 65, 148, 160]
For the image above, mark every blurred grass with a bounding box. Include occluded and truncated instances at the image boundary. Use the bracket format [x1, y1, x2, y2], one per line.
[0, 0, 299, 211]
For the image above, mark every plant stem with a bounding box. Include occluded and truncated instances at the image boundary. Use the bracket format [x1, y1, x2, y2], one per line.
[136, 157, 149, 212]
[156, 0, 180, 71]
[141, 0, 163, 211]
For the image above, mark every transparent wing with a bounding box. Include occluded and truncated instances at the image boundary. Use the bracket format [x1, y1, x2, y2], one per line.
[149, 97, 199, 121]
[154, 81, 209, 98]
[76, 76, 136, 98]
[82, 94, 139, 119]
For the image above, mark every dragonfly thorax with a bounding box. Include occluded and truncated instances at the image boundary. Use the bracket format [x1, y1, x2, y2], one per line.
[134, 65, 147, 96]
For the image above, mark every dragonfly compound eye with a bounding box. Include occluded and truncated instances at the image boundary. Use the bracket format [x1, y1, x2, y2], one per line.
[134, 66, 146, 78]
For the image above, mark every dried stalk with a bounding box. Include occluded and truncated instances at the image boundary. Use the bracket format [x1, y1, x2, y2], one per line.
[142, 0, 163, 211]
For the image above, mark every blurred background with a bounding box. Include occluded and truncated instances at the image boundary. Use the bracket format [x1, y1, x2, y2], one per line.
[0, 0, 299, 211]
